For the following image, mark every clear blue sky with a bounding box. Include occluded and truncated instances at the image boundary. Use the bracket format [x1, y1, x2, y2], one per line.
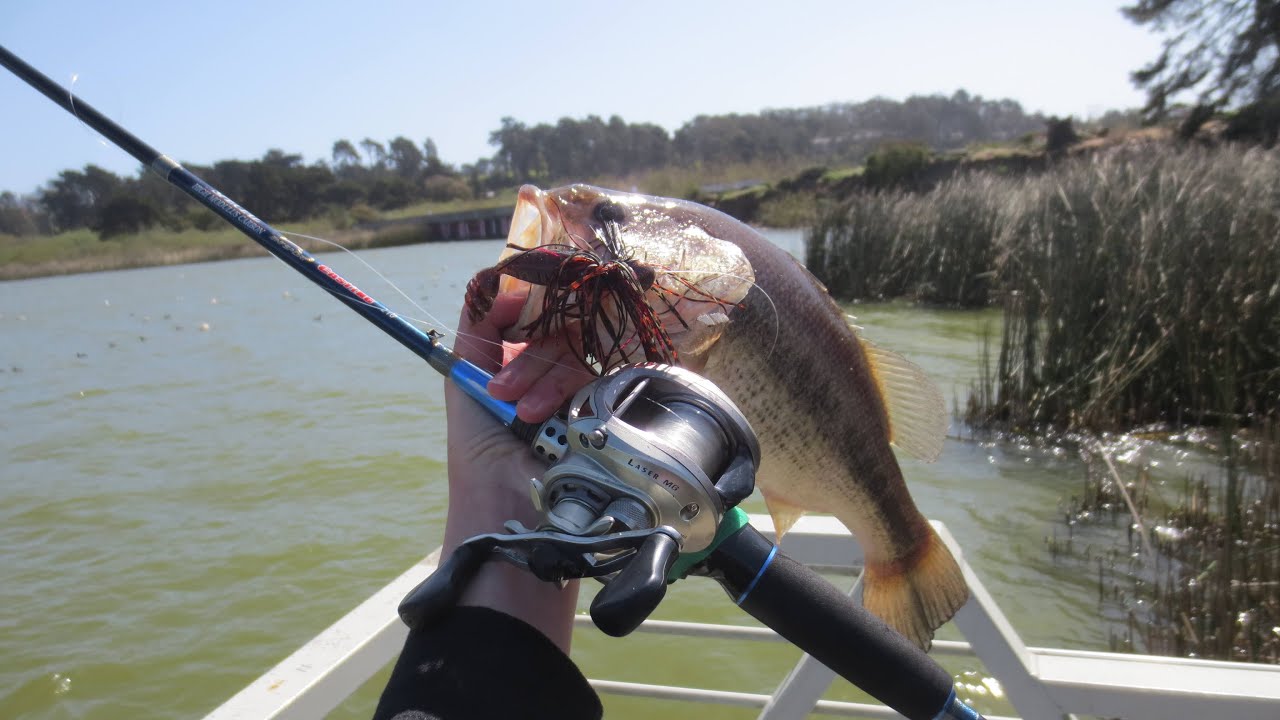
[1, 0, 1162, 195]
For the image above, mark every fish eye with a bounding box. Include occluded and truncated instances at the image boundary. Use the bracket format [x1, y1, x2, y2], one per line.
[594, 201, 625, 225]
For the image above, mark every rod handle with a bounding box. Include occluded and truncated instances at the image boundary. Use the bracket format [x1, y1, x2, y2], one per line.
[704, 524, 978, 720]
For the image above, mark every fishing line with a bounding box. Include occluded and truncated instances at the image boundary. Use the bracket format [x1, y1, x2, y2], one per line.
[281, 231, 453, 330]
[635, 394, 704, 438]
[65, 72, 114, 153]
[744, 281, 781, 363]
[280, 230, 512, 373]
[283, 229, 603, 380]
[5, 48, 768, 406]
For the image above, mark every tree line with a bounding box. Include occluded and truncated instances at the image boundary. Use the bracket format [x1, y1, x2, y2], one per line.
[484, 90, 1043, 184]
[4, 1, 1277, 241]
[0, 91, 1046, 239]
[0, 136, 473, 239]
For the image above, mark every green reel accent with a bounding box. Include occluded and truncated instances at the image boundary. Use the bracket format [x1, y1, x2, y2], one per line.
[666, 506, 751, 582]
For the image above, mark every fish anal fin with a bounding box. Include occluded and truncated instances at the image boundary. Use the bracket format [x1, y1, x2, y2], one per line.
[762, 492, 807, 538]
[861, 526, 970, 650]
[855, 327, 947, 462]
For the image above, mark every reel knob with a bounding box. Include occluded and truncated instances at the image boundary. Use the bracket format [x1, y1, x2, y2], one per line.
[589, 530, 680, 637]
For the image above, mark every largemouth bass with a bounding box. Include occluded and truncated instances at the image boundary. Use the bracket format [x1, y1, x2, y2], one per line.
[479, 184, 968, 649]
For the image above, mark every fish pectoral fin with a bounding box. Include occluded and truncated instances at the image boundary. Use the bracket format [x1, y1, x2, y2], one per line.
[762, 493, 807, 538]
[855, 328, 948, 463]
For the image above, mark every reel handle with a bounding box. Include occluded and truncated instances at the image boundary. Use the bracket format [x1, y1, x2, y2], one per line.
[398, 540, 491, 630]
[589, 531, 680, 637]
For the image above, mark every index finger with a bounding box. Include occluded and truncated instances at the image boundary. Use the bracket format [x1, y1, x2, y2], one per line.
[452, 292, 528, 370]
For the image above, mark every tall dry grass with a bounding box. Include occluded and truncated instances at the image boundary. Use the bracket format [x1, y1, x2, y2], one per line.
[806, 173, 1003, 306]
[813, 143, 1280, 664]
[1051, 421, 1280, 663]
[808, 144, 1280, 432]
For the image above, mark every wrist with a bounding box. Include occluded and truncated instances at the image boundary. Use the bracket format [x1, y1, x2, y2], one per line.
[443, 483, 532, 539]
[442, 516, 581, 652]
[441, 468, 580, 652]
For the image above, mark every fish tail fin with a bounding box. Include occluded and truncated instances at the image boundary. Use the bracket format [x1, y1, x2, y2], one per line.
[860, 527, 969, 651]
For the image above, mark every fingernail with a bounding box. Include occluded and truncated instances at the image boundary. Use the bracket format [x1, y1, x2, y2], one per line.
[516, 395, 552, 424]
[487, 370, 512, 393]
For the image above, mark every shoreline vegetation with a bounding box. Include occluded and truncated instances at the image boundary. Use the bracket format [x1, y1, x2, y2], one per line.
[1, 225, 372, 282]
[0, 195, 520, 282]
[1048, 421, 1279, 663]
[4, 91, 1053, 281]
[799, 128, 1279, 664]
[0, 123, 1164, 283]
[804, 138, 1279, 435]
[0, 160, 836, 282]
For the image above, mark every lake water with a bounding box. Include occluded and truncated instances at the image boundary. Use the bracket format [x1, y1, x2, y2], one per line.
[1, 231, 1149, 718]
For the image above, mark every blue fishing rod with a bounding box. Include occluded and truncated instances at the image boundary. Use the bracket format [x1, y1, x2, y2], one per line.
[0, 44, 521, 436]
[2, 45, 983, 720]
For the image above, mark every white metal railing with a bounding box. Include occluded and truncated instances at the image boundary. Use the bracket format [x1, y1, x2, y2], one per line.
[203, 516, 1280, 719]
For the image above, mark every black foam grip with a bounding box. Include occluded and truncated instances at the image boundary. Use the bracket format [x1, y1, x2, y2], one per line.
[705, 524, 954, 720]
[589, 532, 679, 637]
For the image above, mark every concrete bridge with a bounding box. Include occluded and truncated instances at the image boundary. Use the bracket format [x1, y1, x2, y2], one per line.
[358, 206, 513, 242]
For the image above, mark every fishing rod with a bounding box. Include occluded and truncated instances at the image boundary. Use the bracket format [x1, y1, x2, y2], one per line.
[2, 45, 984, 720]
[0, 44, 522, 436]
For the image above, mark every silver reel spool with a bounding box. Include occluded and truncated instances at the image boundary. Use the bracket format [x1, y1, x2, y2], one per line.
[529, 363, 759, 555]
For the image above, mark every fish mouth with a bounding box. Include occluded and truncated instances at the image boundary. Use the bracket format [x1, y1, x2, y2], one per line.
[504, 185, 563, 256]
[497, 186, 562, 336]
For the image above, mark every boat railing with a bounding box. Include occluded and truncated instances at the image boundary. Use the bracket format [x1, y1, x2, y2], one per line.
[202, 515, 1280, 719]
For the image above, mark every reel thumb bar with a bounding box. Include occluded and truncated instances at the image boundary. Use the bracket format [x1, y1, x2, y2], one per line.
[702, 509, 982, 720]
[0, 44, 531, 437]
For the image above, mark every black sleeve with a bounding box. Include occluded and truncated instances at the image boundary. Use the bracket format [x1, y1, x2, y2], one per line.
[372, 606, 603, 720]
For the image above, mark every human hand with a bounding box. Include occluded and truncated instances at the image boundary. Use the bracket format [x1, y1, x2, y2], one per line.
[441, 292, 596, 650]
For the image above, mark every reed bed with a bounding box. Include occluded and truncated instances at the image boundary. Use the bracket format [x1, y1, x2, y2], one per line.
[811, 145, 1280, 662]
[1049, 423, 1280, 663]
[806, 173, 1003, 306]
[981, 146, 1280, 432]
[809, 144, 1280, 432]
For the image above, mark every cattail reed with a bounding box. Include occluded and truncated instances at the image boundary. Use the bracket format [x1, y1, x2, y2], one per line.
[806, 173, 1003, 307]
[807, 145, 1280, 662]
[808, 143, 1280, 433]
[1057, 422, 1279, 663]
[973, 145, 1279, 433]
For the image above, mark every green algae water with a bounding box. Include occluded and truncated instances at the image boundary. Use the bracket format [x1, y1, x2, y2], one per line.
[0, 233, 1175, 719]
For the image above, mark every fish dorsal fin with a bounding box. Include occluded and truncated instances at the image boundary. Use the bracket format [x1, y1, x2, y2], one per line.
[853, 325, 947, 462]
[763, 492, 806, 538]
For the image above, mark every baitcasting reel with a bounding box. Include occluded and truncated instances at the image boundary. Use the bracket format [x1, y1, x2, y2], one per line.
[399, 363, 759, 637]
